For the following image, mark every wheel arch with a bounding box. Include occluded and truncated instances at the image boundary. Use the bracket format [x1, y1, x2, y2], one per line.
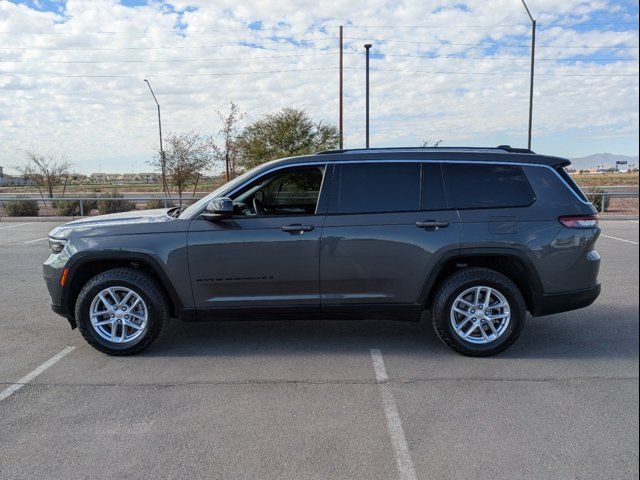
[420, 248, 543, 314]
[63, 252, 183, 326]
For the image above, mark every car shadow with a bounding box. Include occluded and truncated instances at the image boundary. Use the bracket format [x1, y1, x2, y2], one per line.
[143, 303, 638, 362]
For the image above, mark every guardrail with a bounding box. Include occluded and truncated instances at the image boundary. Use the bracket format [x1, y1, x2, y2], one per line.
[0, 192, 637, 216]
[0, 196, 200, 217]
[584, 192, 639, 214]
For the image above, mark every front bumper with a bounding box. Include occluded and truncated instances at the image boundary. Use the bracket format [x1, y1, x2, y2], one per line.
[43, 255, 76, 328]
[531, 282, 601, 317]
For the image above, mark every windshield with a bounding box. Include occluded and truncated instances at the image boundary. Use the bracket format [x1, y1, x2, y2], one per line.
[178, 167, 258, 219]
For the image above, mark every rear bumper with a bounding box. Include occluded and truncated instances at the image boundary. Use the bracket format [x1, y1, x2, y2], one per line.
[532, 282, 601, 317]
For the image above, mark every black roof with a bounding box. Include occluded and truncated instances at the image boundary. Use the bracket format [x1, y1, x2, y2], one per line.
[310, 145, 570, 168]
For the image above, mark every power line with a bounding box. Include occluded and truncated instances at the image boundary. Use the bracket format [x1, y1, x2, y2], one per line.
[0, 51, 338, 64]
[346, 22, 638, 29]
[343, 36, 640, 49]
[0, 37, 338, 51]
[356, 66, 638, 77]
[2, 20, 636, 35]
[1, 50, 635, 65]
[2, 66, 635, 79]
[343, 51, 639, 62]
[0, 66, 339, 78]
[0, 26, 332, 34]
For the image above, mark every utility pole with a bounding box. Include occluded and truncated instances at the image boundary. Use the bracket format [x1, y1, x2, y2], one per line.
[521, 0, 536, 150]
[364, 43, 372, 149]
[339, 25, 344, 149]
[143, 79, 170, 200]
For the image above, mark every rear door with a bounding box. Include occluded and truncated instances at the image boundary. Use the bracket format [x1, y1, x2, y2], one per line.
[320, 161, 460, 312]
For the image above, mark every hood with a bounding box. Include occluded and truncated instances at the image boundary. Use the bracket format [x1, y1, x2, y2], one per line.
[49, 208, 186, 239]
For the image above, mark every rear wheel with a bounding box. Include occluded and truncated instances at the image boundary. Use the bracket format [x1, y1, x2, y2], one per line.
[431, 268, 526, 356]
[75, 268, 168, 355]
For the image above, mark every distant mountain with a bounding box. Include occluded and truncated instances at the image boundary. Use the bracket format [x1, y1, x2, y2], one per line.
[569, 153, 639, 170]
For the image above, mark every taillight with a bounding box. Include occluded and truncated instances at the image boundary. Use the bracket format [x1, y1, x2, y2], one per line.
[558, 214, 599, 229]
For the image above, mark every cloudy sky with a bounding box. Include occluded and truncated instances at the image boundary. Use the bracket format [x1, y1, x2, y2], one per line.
[0, 0, 638, 174]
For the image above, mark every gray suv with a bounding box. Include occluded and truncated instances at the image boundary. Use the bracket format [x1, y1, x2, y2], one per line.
[43, 146, 601, 356]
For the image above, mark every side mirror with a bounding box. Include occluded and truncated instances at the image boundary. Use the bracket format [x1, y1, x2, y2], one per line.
[202, 197, 233, 221]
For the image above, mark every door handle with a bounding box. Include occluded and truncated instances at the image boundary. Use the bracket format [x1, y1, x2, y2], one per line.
[281, 224, 315, 234]
[416, 220, 450, 230]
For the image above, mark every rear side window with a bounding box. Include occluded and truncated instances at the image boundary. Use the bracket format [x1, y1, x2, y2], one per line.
[443, 163, 535, 209]
[335, 163, 420, 214]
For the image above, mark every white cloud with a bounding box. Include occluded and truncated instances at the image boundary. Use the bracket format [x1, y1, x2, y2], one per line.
[0, 0, 637, 173]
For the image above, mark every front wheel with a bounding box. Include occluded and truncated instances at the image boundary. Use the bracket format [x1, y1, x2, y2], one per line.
[431, 268, 526, 356]
[75, 268, 168, 355]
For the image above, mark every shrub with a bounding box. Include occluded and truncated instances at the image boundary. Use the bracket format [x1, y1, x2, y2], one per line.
[97, 191, 137, 214]
[3, 197, 40, 217]
[145, 198, 175, 209]
[52, 195, 98, 216]
[588, 188, 610, 213]
[52, 199, 80, 216]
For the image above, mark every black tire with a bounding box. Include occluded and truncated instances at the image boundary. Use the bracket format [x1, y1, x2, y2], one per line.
[75, 268, 168, 355]
[431, 268, 526, 356]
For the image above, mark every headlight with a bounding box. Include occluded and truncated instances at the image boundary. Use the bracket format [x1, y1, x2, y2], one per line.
[49, 238, 67, 254]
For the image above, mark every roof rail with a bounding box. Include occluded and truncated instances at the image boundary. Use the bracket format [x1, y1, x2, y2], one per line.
[316, 145, 535, 155]
[496, 145, 535, 154]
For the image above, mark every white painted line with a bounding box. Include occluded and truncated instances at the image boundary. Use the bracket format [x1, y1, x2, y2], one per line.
[0, 222, 33, 230]
[0, 346, 75, 403]
[23, 237, 49, 244]
[370, 349, 417, 480]
[601, 234, 639, 245]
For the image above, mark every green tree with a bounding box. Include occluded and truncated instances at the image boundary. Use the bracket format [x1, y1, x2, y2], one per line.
[236, 108, 339, 170]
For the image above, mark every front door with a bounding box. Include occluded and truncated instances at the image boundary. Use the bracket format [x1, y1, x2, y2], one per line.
[188, 164, 330, 314]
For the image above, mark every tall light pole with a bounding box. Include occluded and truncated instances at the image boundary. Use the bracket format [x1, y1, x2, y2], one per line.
[364, 43, 372, 149]
[143, 79, 170, 200]
[521, 0, 536, 150]
[339, 25, 344, 149]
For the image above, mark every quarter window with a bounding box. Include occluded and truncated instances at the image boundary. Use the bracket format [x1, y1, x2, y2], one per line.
[335, 163, 421, 214]
[443, 163, 535, 209]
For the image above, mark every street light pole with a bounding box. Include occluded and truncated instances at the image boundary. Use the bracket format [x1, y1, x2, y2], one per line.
[339, 25, 344, 149]
[364, 43, 372, 149]
[143, 79, 170, 200]
[521, 0, 536, 150]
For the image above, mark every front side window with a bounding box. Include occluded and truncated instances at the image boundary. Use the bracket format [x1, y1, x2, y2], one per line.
[443, 163, 535, 209]
[231, 166, 325, 216]
[335, 162, 421, 214]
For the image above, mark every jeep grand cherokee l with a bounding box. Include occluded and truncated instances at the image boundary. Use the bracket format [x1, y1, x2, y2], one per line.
[44, 146, 601, 356]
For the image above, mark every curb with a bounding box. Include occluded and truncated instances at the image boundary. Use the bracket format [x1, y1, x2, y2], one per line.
[599, 216, 639, 221]
[0, 216, 82, 222]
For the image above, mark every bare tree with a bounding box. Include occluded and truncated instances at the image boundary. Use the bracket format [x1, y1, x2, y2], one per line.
[16, 150, 72, 198]
[422, 139, 443, 147]
[149, 133, 213, 205]
[215, 101, 245, 181]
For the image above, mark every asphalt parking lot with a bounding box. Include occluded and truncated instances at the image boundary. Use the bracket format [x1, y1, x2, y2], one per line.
[0, 220, 638, 480]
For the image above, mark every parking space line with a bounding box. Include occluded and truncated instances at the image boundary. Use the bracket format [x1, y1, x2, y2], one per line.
[601, 234, 639, 245]
[24, 237, 49, 244]
[0, 346, 75, 403]
[0, 222, 33, 230]
[370, 349, 417, 480]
